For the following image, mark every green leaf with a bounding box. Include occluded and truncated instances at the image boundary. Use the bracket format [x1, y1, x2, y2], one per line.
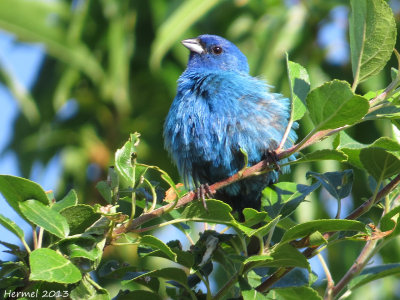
[0, 175, 49, 221]
[336, 131, 368, 169]
[290, 149, 348, 165]
[360, 147, 400, 180]
[129, 267, 188, 287]
[338, 136, 400, 172]
[59, 236, 101, 262]
[380, 206, 400, 237]
[19, 199, 69, 238]
[242, 208, 270, 227]
[236, 215, 280, 238]
[306, 80, 369, 130]
[70, 275, 110, 300]
[271, 267, 317, 288]
[242, 289, 269, 300]
[96, 181, 112, 204]
[60, 204, 101, 235]
[306, 170, 354, 201]
[0, 276, 25, 289]
[180, 199, 235, 224]
[115, 133, 140, 185]
[281, 219, 367, 244]
[262, 182, 320, 219]
[140, 235, 177, 261]
[271, 286, 322, 300]
[0, 213, 25, 240]
[350, 0, 397, 86]
[348, 263, 400, 290]
[150, 0, 221, 70]
[51, 189, 78, 212]
[244, 255, 273, 264]
[365, 105, 400, 121]
[29, 248, 81, 284]
[266, 244, 310, 269]
[370, 136, 400, 154]
[115, 290, 161, 300]
[308, 231, 328, 246]
[0, 261, 26, 278]
[286, 56, 310, 121]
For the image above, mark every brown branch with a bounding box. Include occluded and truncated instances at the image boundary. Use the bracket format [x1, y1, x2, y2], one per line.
[331, 239, 378, 298]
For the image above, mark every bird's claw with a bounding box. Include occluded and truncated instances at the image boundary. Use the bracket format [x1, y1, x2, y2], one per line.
[264, 149, 280, 172]
[194, 184, 214, 211]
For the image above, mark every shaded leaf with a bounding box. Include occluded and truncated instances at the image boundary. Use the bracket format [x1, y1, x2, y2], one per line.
[306, 170, 354, 201]
[129, 267, 188, 287]
[271, 267, 318, 288]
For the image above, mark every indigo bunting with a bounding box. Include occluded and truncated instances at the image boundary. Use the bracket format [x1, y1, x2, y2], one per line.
[164, 34, 297, 213]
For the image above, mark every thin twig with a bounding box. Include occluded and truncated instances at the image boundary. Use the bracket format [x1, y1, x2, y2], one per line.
[318, 253, 334, 300]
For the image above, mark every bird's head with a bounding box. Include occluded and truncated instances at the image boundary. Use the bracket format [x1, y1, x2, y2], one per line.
[182, 34, 249, 74]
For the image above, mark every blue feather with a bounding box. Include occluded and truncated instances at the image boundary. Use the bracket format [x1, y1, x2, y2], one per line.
[163, 34, 297, 212]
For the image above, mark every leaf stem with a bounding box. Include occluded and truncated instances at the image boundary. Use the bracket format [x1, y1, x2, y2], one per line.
[32, 227, 38, 250]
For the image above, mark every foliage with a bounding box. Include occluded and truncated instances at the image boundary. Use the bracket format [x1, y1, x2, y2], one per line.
[1, 0, 400, 299]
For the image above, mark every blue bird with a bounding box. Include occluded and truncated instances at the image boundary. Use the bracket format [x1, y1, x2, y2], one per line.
[163, 34, 297, 213]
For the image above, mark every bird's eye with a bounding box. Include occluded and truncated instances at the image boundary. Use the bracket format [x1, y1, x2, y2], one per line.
[211, 46, 223, 55]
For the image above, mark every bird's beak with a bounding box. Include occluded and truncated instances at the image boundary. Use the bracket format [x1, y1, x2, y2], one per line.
[181, 38, 205, 54]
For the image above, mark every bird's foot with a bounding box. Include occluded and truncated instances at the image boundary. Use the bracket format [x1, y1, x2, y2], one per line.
[263, 149, 280, 172]
[194, 184, 214, 211]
